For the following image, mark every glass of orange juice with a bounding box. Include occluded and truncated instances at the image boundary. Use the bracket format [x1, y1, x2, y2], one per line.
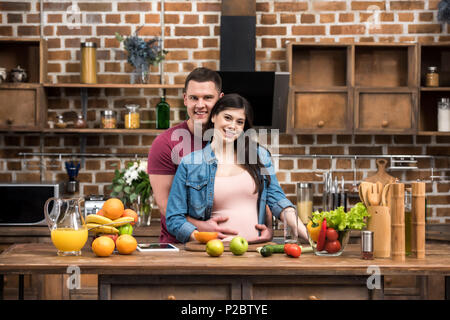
[51, 227, 88, 256]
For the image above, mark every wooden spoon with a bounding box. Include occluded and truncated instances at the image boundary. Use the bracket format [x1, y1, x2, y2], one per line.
[359, 182, 374, 207]
[367, 181, 383, 206]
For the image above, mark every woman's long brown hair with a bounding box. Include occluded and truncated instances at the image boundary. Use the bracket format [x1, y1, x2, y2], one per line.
[206, 93, 271, 195]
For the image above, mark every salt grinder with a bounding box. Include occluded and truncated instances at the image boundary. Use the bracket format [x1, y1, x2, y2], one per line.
[361, 231, 374, 260]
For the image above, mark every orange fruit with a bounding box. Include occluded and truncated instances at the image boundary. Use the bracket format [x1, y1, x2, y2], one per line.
[194, 231, 218, 244]
[122, 209, 138, 225]
[92, 236, 115, 257]
[96, 209, 105, 216]
[116, 234, 137, 255]
[102, 198, 124, 220]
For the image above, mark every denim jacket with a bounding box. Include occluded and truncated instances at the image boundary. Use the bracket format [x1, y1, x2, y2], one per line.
[166, 142, 295, 243]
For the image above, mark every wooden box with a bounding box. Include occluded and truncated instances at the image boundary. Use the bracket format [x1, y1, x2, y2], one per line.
[0, 38, 47, 83]
[0, 84, 45, 130]
[418, 43, 450, 135]
[354, 89, 417, 134]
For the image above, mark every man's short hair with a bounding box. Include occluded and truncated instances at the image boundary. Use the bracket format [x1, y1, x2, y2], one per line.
[184, 67, 222, 93]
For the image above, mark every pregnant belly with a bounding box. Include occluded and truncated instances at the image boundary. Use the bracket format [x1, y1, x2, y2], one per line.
[211, 209, 259, 242]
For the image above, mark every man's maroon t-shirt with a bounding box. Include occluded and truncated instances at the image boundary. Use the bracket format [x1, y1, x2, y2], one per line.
[147, 121, 206, 243]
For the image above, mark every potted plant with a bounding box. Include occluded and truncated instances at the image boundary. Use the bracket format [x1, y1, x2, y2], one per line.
[115, 26, 168, 84]
[108, 160, 153, 226]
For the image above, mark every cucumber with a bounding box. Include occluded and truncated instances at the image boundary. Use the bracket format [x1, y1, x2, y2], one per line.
[259, 244, 285, 257]
[265, 245, 285, 253]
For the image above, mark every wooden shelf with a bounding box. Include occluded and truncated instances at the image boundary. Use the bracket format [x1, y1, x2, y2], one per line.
[417, 131, 450, 136]
[43, 83, 184, 89]
[0, 83, 42, 89]
[420, 87, 450, 91]
[43, 128, 164, 134]
[289, 86, 348, 92]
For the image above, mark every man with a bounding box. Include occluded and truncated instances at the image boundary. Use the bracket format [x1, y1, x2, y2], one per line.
[148, 67, 240, 243]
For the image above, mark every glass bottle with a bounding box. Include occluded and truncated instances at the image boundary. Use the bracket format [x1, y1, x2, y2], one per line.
[124, 104, 140, 129]
[425, 66, 439, 87]
[80, 42, 97, 84]
[156, 96, 170, 129]
[437, 98, 450, 132]
[297, 183, 313, 225]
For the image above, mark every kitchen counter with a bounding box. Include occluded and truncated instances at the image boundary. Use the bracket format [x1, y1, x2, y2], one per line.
[1, 242, 449, 300]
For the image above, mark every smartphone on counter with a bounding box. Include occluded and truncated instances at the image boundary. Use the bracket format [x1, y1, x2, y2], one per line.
[137, 243, 179, 252]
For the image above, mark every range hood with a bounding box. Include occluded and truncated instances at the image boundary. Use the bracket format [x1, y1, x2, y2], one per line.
[219, 0, 288, 131]
[220, 0, 256, 71]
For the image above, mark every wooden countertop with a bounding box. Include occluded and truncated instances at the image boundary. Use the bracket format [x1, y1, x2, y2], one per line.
[1, 242, 449, 277]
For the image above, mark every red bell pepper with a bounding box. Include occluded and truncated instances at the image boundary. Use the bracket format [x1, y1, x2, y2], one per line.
[316, 218, 327, 251]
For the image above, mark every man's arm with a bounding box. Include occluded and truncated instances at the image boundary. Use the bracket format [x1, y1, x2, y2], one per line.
[149, 174, 174, 217]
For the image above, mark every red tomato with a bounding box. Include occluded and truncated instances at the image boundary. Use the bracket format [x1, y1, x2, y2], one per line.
[326, 228, 339, 242]
[325, 240, 341, 254]
[284, 243, 302, 258]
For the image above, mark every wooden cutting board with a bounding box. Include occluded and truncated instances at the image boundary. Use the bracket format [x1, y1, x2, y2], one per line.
[184, 241, 277, 252]
[363, 158, 397, 188]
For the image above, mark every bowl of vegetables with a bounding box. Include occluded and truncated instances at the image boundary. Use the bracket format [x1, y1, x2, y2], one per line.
[307, 202, 369, 256]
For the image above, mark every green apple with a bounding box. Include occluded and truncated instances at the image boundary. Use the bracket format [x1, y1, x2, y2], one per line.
[229, 236, 248, 255]
[205, 239, 224, 257]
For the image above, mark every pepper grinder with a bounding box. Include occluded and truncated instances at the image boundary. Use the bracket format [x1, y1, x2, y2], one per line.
[65, 161, 80, 193]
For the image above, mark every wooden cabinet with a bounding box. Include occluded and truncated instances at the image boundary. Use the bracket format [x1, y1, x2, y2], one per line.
[0, 38, 47, 131]
[287, 43, 422, 135]
[355, 89, 417, 133]
[287, 44, 353, 134]
[0, 84, 45, 130]
[418, 43, 450, 135]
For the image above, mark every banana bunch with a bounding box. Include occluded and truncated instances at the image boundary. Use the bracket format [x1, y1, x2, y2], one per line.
[85, 214, 134, 234]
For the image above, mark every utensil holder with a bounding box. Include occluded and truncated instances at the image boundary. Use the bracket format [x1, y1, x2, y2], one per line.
[367, 206, 391, 258]
[411, 182, 426, 259]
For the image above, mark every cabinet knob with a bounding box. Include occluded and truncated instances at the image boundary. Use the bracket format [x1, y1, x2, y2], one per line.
[6, 118, 14, 125]
[385, 277, 392, 285]
[167, 294, 176, 300]
[308, 295, 319, 300]
[317, 120, 325, 128]
[381, 120, 389, 128]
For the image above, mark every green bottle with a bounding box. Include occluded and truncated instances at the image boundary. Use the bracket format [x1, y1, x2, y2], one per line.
[156, 96, 170, 129]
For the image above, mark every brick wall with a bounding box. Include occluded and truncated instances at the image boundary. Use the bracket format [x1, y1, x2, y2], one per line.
[0, 0, 449, 222]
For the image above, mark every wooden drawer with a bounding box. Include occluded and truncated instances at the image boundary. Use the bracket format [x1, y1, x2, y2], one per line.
[0, 85, 45, 130]
[99, 275, 241, 300]
[355, 90, 417, 133]
[287, 90, 352, 133]
[243, 276, 373, 300]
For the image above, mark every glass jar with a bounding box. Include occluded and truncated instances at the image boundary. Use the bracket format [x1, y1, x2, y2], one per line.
[438, 98, 450, 132]
[80, 42, 97, 84]
[101, 110, 116, 129]
[55, 115, 67, 129]
[297, 182, 313, 225]
[156, 96, 170, 129]
[75, 114, 87, 129]
[124, 104, 140, 129]
[425, 66, 439, 87]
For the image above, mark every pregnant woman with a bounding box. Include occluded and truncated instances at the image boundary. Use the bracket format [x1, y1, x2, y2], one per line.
[166, 93, 308, 243]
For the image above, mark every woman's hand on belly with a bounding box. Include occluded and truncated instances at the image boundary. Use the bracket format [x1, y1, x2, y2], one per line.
[187, 215, 239, 239]
[247, 224, 273, 244]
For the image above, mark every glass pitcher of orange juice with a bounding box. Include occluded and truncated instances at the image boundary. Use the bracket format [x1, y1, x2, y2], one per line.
[44, 197, 88, 256]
